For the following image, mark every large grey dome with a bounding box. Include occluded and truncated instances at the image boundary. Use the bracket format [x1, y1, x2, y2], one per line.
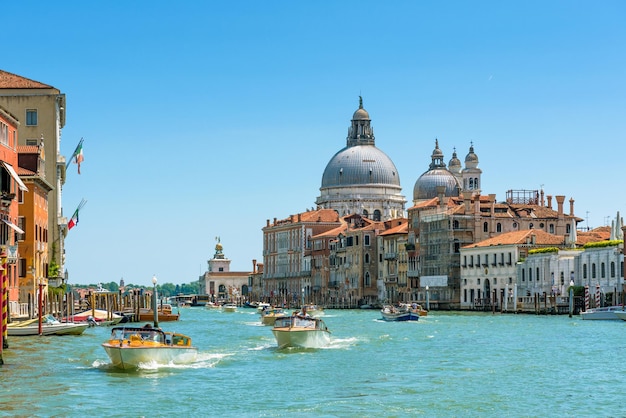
[321, 145, 401, 188]
[413, 169, 460, 200]
[316, 97, 406, 221]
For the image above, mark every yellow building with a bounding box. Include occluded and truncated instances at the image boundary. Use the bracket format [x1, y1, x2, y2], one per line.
[0, 70, 68, 286]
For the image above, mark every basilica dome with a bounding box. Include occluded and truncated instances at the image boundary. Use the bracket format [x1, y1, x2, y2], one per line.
[316, 97, 406, 220]
[413, 139, 460, 201]
[321, 145, 400, 188]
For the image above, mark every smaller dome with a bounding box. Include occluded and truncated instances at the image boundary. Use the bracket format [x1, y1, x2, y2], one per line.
[432, 139, 443, 158]
[413, 169, 460, 201]
[448, 149, 462, 174]
[465, 143, 479, 169]
[353, 108, 370, 120]
[352, 96, 370, 120]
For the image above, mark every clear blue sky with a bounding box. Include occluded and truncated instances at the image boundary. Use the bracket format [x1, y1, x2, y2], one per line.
[4, 1, 625, 286]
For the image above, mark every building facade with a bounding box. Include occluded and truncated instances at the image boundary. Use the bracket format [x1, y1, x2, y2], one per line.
[0, 70, 68, 286]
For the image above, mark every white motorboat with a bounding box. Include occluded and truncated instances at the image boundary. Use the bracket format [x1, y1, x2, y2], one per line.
[302, 304, 325, 317]
[608, 310, 626, 322]
[7, 315, 89, 336]
[271, 314, 331, 349]
[222, 303, 237, 312]
[580, 306, 626, 320]
[102, 326, 198, 370]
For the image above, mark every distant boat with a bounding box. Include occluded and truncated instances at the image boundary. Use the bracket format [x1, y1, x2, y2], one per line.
[260, 307, 286, 326]
[582, 306, 626, 320]
[102, 326, 197, 370]
[272, 313, 331, 349]
[302, 304, 324, 317]
[222, 303, 237, 312]
[7, 315, 89, 336]
[70, 309, 124, 325]
[380, 304, 420, 322]
[138, 304, 180, 322]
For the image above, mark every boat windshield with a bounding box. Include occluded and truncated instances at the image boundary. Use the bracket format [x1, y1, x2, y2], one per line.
[110, 327, 166, 343]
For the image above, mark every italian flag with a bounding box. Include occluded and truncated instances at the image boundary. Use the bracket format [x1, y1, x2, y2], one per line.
[68, 199, 87, 231]
[67, 208, 79, 230]
[74, 141, 84, 174]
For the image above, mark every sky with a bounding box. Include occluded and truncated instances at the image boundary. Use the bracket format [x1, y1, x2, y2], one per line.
[3, 1, 625, 286]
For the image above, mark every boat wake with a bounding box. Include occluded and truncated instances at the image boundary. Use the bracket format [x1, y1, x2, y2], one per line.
[92, 352, 231, 371]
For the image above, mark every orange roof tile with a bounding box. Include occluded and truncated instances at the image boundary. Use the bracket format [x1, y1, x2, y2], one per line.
[464, 229, 566, 248]
[0, 70, 52, 89]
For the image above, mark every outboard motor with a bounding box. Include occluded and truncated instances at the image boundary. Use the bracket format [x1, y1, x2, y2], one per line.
[87, 315, 99, 327]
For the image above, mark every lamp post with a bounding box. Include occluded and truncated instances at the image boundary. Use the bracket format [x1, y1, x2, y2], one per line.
[38, 278, 44, 336]
[301, 287, 305, 307]
[425, 286, 430, 311]
[569, 279, 575, 318]
[152, 275, 158, 328]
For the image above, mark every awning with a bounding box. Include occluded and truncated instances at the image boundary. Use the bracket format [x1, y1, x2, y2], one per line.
[1, 162, 28, 192]
[3, 219, 24, 234]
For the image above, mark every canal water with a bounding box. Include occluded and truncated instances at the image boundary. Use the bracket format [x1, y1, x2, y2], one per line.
[0, 308, 623, 417]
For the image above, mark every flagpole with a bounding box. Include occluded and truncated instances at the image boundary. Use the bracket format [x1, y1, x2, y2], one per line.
[66, 138, 83, 169]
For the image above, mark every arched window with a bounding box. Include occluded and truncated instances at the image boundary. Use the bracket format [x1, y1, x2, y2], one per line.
[365, 253, 370, 264]
[549, 224, 554, 233]
[522, 269, 525, 281]
[583, 264, 587, 279]
[601, 262, 606, 278]
[364, 272, 371, 287]
[453, 220, 460, 229]
[474, 178, 479, 189]
[496, 223, 502, 232]
[373, 210, 381, 221]
[529, 268, 533, 281]
[566, 224, 571, 233]
[483, 222, 488, 233]
[611, 262, 616, 277]
[592, 263, 596, 279]
[362, 209, 369, 218]
[529, 223, 534, 229]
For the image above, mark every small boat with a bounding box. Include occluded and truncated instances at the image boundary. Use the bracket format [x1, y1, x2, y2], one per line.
[380, 303, 420, 322]
[7, 315, 89, 336]
[205, 302, 221, 310]
[255, 302, 271, 312]
[271, 313, 331, 349]
[102, 325, 198, 370]
[260, 307, 286, 326]
[302, 304, 324, 317]
[582, 306, 626, 320]
[613, 311, 626, 322]
[138, 304, 180, 322]
[222, 303, 237, 312]
[71, 309, 124, 325]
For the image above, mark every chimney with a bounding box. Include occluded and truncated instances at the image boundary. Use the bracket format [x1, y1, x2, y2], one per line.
[540, 189, 545, 207]
[252, 259, 257, 273]
[436, 186, 446, 207]
[298, 213, 301, 222]
[547, 195, 552, 209]
[569, 198, 575, 216]
[267, 219, 270, 227]
[489, 194, 496, 217]
[463, 191, 472, 213]
[556, 195, 565, 217]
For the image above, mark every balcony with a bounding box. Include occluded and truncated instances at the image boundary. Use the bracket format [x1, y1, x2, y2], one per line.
[384, 252, 397, 260]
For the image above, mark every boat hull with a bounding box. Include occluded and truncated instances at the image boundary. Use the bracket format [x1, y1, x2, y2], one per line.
[612, 311, 626, 322]
[271, 315, 331, 349]
[580, 306, 626, 320]
[7, 322, 89, 336]
[380, 311, 420, 321]
[102, 345, 198, 370]
[272, 328, 331, 349]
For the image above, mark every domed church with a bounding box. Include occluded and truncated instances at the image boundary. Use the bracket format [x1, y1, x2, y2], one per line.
[315, 97, 406, 221]
[412, 140, 482, 204]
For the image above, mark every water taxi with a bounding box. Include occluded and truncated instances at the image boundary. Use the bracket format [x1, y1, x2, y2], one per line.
[380, 303, 421, 322]
[102, 325, 197, 370]
[138, 304, 180, 322]
[271, 313, 331, 349]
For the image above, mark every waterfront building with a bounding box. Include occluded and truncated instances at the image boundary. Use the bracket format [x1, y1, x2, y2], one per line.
[199, 239, 251, 303]
[262, 209, 342, 306]
[315, 97, 406, 221]
[308, 222, 345, 306]
[0, 105, 27, 317]
[247, 259, 264, 303]
[460, 229, 569, 310]
[328, 214, 384, 308]
[16, 144, 53, 318]
[378, 218, 409, 304]
[0, 70, 68, 287]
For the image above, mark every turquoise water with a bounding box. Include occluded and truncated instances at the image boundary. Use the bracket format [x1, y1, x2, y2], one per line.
[0, 308, 624, 417]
